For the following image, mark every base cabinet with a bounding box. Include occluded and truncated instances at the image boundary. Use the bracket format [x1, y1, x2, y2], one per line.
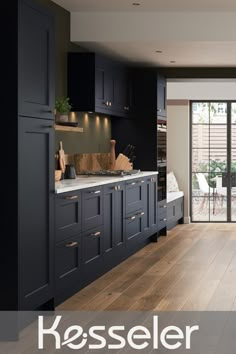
[103, 183, 126, 267]
[55, 175, 159, 304]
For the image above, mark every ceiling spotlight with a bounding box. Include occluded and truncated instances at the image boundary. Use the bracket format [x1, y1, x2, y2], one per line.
[155, 50, 163, 53]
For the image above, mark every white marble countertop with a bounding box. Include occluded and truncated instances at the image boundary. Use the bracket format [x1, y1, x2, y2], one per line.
[55, 171, 158, 194]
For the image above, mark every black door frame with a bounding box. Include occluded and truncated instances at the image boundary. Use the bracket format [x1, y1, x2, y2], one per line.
[190, 100, 236, 223]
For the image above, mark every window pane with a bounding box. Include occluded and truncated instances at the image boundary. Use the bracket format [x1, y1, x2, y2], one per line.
[192, 149, 209, 172]
[192, 125, 209, 149]
[210, 149, 227, 172]
[209, 103, 227, 124]
[210, 125, 227, 149]
[192, 197, 210, 222]
[231, 103, 236, 124]
[232, 125, 236, 149]
[192, 103, 209, 124]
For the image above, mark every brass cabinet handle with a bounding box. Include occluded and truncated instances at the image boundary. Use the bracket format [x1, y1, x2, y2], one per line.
[141, 180, 145, 183]
[128, 182, 136, 186]
[137, 212, 145, 217]
[160, 205, 167, 209]
[89, 190, 101, 194]
[127, 215, 136, 220]
[160, 218, 167, 222]
[65, 241, 78, 248]
[109, 101, 112, 106]
[124, 106, 130, 111]
[65, 195, 78, 200]
[103, 101, 109, 106]
[90, 231, 101, 237]
[150, 177, 155, 182]
[114, 185, 121, 191]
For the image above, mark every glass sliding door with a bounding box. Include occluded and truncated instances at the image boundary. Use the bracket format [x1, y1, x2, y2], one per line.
[231, 103, 236, 221]
[191, 102, 232, 222]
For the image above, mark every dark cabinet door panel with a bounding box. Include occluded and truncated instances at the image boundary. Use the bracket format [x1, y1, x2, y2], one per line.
[56, 192, 81, 242]
[19, 117, 54, 309]
[125, 210, 144, 245]
[56, 234, 81, 294]
[103, 189, 114, 254]
[19, 0, 54, 119]
[82, 188, 103, 231]
[82, 225, 104, 282]
[126, 179, 145, 214]
[114, 186, 125, 246]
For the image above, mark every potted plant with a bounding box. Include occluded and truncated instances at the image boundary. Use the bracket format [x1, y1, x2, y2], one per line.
[55, 97, 72, 123]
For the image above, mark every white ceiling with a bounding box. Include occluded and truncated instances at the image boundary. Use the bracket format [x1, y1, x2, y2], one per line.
[52, 0, 236, 67]
[53, 0, 236, 12]
[77, 41, 236, 67]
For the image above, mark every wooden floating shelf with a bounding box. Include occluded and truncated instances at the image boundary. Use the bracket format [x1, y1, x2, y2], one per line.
[54, 124, 84, 133]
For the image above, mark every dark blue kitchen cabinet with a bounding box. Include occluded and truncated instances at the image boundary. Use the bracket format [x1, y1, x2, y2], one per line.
[143, 176, 158, 237]
[103, 183, 126, 266]
[55, 191, 82, 242]
[18, 0, 55, 120]
[19, 117, 54, 310]
[68, 52, 130, 117]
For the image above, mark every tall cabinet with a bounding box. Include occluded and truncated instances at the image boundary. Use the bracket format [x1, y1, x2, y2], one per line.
[3, 0, 55, 312]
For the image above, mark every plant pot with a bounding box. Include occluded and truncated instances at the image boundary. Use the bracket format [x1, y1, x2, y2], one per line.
[56, 114, 69, 123]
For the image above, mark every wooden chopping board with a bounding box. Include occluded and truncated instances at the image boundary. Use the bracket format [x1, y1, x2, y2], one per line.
[74, 153, 110, 172]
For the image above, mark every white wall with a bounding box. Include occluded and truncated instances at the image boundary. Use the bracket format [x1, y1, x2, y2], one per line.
[168, 79, 236, 100]
[167, 102, 190, 223]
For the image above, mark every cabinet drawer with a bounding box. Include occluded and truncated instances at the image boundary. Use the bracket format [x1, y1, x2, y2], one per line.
[55, 234, 81, 294]
[82, 187, 104, 231]
[157, 213, 167, 231]
[125, 179, 145, 214]
[82, 225, 104, 265]
[82, 225, 104, 282]
[158, 200, 167, 213]
[125, 209, 144, 243]
[55, 191, 81, 242]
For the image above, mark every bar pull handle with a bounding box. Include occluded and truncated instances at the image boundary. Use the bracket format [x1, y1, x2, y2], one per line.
[65, 241, 78, 248]
[89, 190, 101, 194]
[90, 231, 101, 237]
[127, 216, 136, 220]
[65, 195, 78, 200]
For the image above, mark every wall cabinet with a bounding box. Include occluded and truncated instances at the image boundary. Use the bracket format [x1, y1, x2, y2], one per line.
[68, 53, 130, 117]
[18, 0, 54, 120]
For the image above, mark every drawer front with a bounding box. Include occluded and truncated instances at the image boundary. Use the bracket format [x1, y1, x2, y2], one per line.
[125, 179, 145, 214]
[125, 209, 144, 243]
[158, 200, 167, 214]
[82, 187, 104, 231]
[82, 225, 104, 265]
[55, 234, 81, 294]
[56, 191, 82, 242]
[157, 212, 167, 231]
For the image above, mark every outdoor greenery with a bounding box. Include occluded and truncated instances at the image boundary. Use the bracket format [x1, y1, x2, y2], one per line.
[193, 160, 236, 189]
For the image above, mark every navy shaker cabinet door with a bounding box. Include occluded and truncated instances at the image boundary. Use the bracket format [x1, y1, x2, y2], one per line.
[18, 117, 54, 310]
[18, 0, 55, 120]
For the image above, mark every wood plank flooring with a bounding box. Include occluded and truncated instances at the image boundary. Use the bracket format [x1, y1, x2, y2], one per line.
[57, 223, 236, 311]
